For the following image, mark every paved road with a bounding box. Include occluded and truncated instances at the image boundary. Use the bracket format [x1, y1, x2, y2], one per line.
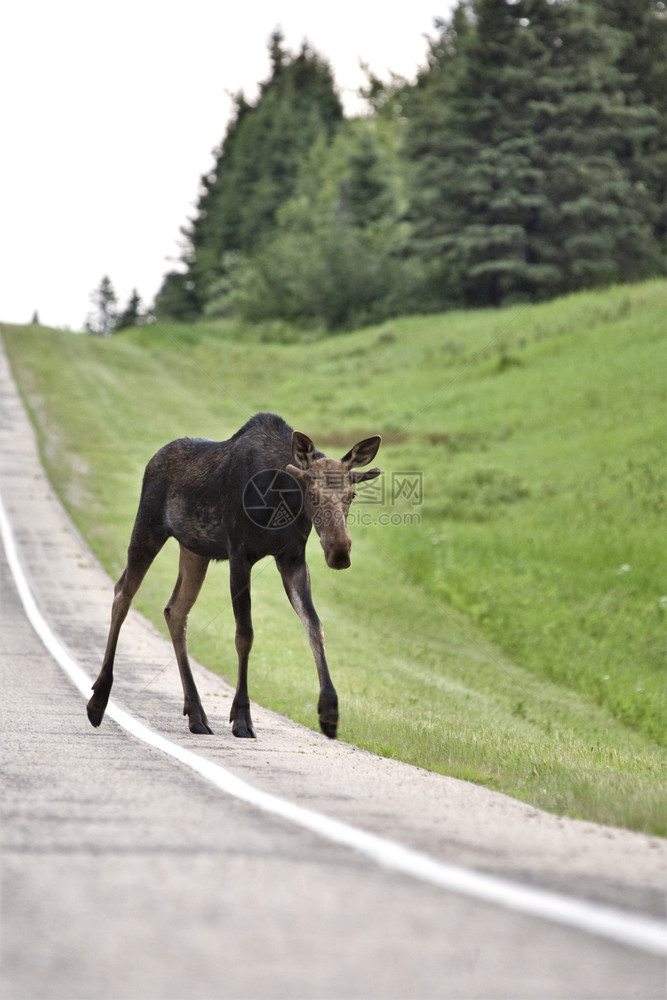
[1, 340, 665, 999]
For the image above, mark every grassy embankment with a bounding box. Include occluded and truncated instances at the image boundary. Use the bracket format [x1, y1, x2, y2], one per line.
[2, 279, 666, 834]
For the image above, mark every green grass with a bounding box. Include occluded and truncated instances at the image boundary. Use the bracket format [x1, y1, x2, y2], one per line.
[2, 279, 666, 834]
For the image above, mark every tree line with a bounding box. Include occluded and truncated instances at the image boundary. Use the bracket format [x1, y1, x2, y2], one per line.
[84, 276, 145, 335]
[96, 0, 667, 333]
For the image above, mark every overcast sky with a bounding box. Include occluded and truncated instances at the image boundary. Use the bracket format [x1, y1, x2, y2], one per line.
[1, 1, 453, 330]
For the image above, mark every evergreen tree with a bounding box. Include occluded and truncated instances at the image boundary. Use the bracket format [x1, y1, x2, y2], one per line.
[344, 131, 394, 226]
[405, 0, 664, 308]
[231, 117, 410, 329]
[114, 289, 143, 331]
[155, 31, 343, 320]
[596, 0, 667, 113]
[153, 270, 201, 323]
[594, 0, 667, 247]
[85, 275, 117, 336]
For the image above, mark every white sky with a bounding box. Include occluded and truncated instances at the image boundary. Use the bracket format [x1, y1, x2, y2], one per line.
[1, 1, 452, 330]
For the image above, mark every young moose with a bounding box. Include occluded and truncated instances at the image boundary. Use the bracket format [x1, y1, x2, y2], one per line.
[87, 413, 381, 739]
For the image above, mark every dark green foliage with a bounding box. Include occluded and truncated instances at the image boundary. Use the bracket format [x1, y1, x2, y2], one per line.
[595, 0, 667, 245]
[404, 0, 665, 309]
[154, 270, 202, 323]
[235, 219, 395, 330]
[152, 2, 666, 326]
[597, 0, 667, 114]
[344, 132, 393, 226]
[231, 118, 412, 330]
[115, 289, 143, 331]
[154, 31, 343, 320]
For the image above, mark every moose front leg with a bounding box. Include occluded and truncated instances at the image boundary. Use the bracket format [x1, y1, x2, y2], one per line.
[88, 528, 166, 729]
[229, 554, 256, 738]
[278, 555, 338, 739]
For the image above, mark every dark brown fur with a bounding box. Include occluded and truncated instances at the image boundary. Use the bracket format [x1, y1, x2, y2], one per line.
[87, 413, 381, 739]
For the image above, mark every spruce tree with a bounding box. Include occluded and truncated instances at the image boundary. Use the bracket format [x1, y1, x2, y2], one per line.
[86, 276, 117, 336]
[594, 0, 667, 248]
[232, 116, 409, 330]
[405, 0, 664, 308]
[115, 289, 143, 331]
[155, 32, 343, 320]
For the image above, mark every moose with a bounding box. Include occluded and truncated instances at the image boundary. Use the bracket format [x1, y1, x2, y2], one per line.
[87, 413, 381, 739]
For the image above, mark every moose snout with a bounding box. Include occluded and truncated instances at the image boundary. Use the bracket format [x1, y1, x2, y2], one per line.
[326, 550, 351, 570]
[313, 509, 352, 570]
[321, 535, 351, 570]
[326, 548, 351, 570]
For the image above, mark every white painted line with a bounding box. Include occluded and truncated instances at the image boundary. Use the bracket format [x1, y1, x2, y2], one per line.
[2, 491, 666, 958]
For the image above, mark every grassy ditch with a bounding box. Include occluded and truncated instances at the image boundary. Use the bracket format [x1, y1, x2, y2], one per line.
[2, 279, 666, 834]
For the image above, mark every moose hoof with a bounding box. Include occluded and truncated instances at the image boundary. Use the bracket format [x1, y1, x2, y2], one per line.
[230, 703, 255, 738]
[232, 724, 256, 739]
[319, 719, 337, 740]
[190, 721, 214, 735]
[86, 704, 104, 728]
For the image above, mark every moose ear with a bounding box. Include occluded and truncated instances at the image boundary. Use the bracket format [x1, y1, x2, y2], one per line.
[350, 467, 382, 484]
[292, 431, 317, 469]
[341, 435, 382, 469]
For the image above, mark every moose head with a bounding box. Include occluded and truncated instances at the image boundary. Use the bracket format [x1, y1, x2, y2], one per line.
[287, 432, 382, 570]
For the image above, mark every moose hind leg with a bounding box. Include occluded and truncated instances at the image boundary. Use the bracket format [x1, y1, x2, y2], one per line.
[164, 545, 212, 734]
[87, 533, 163, 727]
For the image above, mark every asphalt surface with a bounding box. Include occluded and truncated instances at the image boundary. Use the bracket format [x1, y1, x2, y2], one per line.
[1, 340, 666, 999]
